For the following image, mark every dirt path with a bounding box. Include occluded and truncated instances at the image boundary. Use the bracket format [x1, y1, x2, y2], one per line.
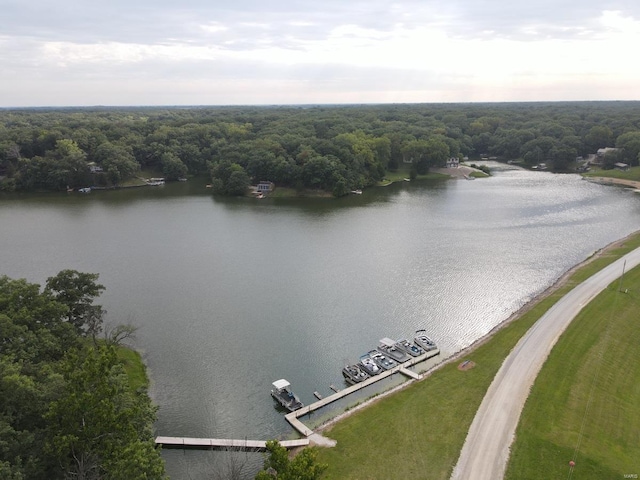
[450, 245, 640, 480]
[585, 176, 640, 190]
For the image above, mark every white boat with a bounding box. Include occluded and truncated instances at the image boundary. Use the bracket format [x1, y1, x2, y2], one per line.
[78, 187, 91, 193]
[414, 329, 437, 351]
[342, 364, 370, 384]
[350, 189, 363, 194]
[395, 339, 425, 357]
[270, 379, 303, 412]
[377, 337, 410, 363]
[359, 352, 382, 376]
[370, 349, 398, 370]
[147, 177, 165, 186]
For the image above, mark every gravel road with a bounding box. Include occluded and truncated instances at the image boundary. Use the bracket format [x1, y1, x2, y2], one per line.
[451, 247, 640, 480]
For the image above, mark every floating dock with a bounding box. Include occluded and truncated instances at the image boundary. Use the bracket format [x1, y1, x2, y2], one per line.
[155, 436, 309, 451]
[286, 349, 440, 436]
[156, 347, 440, 448]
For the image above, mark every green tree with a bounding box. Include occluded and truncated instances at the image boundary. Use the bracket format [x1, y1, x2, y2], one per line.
[584, 125, 613, 152]
[45, 346, 164, 480]
[44, 270, 105, 339]
[616, 131, 640, 166]
[210, 161, 250, 196]
[255, 441, 327, 480]
[95, 142, 140, 185]
[47, 139, 89, 189]
[160, 152, 188, 180]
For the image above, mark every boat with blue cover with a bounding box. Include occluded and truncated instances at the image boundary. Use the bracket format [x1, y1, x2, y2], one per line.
[370, 349, 398, 370]
[395, 338, 425, 357]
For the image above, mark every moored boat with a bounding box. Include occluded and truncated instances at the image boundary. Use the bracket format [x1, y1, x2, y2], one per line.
[342, 364, 370, 384]
[359, 352, 382, 376]
[414, 329, 437, 351]
[370, 349, 398, 370]
[270, 379, 303, 412]
[377, 337, 410, 363]
[395, 338, 425, 357]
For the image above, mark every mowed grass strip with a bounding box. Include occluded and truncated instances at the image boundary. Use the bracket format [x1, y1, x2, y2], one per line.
[316, 233, 640, 480]
[505, 264, 640, 479]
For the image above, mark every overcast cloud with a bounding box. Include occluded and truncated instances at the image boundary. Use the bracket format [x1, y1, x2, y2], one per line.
[1, 0, 640, 106]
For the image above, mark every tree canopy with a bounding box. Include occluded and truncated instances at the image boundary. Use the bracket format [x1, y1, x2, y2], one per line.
[2, 102, 640, 195]
[0, 271, 165, 480]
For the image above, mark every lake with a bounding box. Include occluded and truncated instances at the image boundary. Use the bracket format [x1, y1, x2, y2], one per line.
[2, 163, 640, 478]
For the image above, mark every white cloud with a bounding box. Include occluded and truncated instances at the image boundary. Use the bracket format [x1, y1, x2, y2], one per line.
[1, 1, 640, 105]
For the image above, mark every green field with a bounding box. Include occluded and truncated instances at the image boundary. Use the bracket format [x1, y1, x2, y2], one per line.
[583, 165, 640, 182]
[316, 234, 640, 479]
[505, 260, 640, 478]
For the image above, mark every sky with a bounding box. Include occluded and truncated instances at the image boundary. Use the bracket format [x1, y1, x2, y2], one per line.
[2, 0, 640, 107]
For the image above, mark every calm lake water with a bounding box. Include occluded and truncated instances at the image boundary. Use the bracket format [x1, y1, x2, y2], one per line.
[2, 163, 640, 478]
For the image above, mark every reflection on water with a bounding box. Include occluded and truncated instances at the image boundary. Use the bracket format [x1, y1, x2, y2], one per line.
[2, 164, 640, 479]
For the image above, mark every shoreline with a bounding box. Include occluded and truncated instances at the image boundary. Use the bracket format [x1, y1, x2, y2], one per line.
[315, 231, 638, 436]
[584, 175, 640, 190]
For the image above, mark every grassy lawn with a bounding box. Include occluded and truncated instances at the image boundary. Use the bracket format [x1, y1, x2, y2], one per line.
[316, 233, 640, 479]
[505, 263, 640, 478]
[380, 166, 449, 184]
[583, 166, 640, 182]
[116, 346, 149, 391]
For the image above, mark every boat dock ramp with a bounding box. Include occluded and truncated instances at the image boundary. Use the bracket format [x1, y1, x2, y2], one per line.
[286, 348, 440, 437]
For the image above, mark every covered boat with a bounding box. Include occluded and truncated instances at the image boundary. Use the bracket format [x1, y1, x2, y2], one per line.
[395, 338, 425, 357]
[270, 379, 303, 412]
[370, 349, 398, 370]
[414, 329, 438, 351]
[377, 337, 410, 363]
[342, 364, 370, 384]
[359, 352, 383, 376]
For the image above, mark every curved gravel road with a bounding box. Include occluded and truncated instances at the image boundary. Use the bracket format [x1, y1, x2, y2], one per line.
[451, 246, 640, 480]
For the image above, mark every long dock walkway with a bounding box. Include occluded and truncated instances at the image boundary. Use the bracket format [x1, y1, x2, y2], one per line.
[156, 349, 440, 449]
[155, 436, 309, 451]
[286, 349, 440, 436]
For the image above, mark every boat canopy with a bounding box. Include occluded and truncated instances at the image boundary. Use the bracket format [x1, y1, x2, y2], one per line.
[379, 337, 397, 347]
[272, 379, 291, 390]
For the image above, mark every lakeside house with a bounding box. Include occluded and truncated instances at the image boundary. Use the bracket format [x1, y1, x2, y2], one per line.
[446, 157, 460, 168]
[87, 162, 103, 173]
[614, 162, 630, 171]
[256, 181, 274, 193]
[594, 147, 619, 164]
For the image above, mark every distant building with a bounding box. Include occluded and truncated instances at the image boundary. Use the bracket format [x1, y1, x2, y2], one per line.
[87, 162, 103, 173]
[614, 162, 630, 171]
[596, 147, 619, 162]
[256, 181, 274, 193]
[446, 157, 459, 168]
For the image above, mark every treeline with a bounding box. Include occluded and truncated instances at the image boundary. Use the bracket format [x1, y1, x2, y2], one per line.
[0, 270, 165, 479]
[1, 102, 640, 196]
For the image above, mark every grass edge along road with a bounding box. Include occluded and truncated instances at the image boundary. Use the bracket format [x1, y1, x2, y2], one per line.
[315, 232, 640, 480]
[505, 254, 640, 478]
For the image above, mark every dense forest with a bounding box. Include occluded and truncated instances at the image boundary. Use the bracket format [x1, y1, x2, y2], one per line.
[0, 271, 165, 479]
[1, 102, 640, 196]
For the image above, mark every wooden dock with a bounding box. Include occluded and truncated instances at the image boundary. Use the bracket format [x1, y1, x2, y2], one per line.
[155, 436, 309, 451]
[285, 349, 440, 436]
[156, 349, 440, 447]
